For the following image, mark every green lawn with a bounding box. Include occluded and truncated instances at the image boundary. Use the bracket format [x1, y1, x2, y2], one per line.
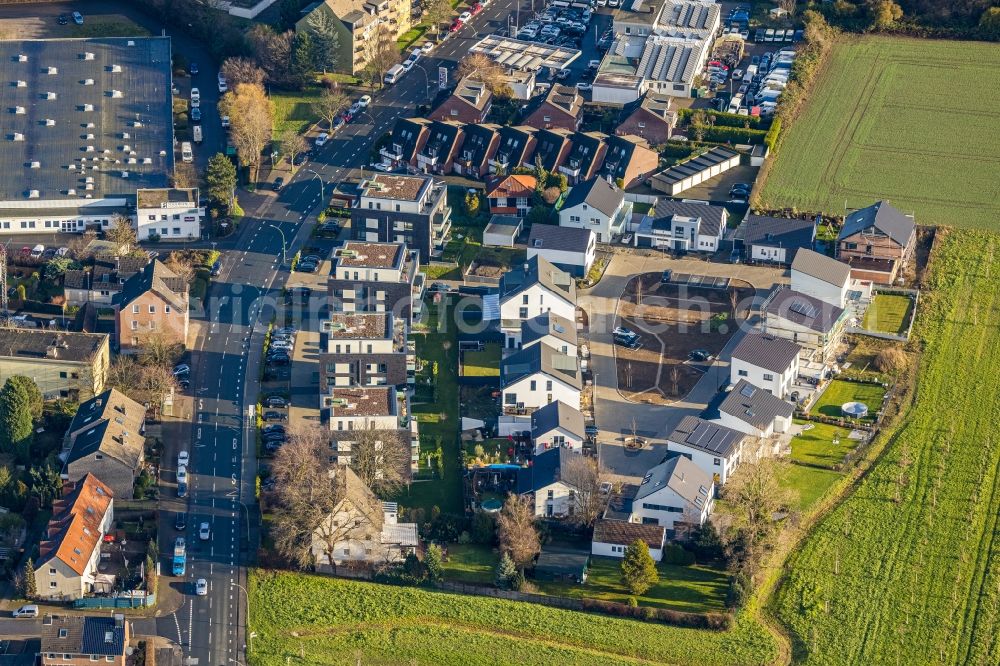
[776, 230, 1000, 663]
[536, 557, 729, 614]
[462, 343, 501, 377]
[789, 419, 856, 469]
[392, 298, 463, 514]
[774, 463, 843, 513]
[810, 379, 886, 421]
[758, 36, 1000, 229]
[271, 87, 322, 138]
[249, 570, 778, 665]
[441, 543, 497, 584]
[422, 262, 462, 280]
[68, 15, 150, 38]
[862, 293, 914, 336]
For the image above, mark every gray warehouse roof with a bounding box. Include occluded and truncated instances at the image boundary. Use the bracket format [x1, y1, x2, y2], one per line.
[0, 37, 174, 203]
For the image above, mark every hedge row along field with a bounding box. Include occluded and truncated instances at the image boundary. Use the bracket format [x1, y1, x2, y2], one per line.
[249, 570, 777, 665]
[775, 229, 1000, 663]
[758, 36, 1000, 229]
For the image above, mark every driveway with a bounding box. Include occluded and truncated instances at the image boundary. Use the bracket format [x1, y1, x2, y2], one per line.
[581, 251, 787, 480]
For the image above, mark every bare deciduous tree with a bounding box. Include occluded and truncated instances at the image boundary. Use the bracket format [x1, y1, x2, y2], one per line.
[723, 457, 793, 575]
[361, 23, 398, 90]
[218, 83, 273, 184]
[245, 25, 294, 87]
[349, 428, 411, 495]
[137, 330, 184, 369]
[138, 364, 178, 417]
[777, 0, 797, 15]
[221, 56, 266, 87]
[311, 87, 351, 130]
[279, 132, 309, 166]
[106, 215, 137, 255]
[67, 230, 97, 260]
[107, 356, 145, 397]
[456, 53, 513, 97]
[560, 453, 606, 527]
[497, 493, 540, 569]
[271, 426, 347, 568]
[424, 0, 454, 37]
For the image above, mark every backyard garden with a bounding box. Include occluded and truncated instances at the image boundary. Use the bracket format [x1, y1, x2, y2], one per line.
[861, 292, 915, 337]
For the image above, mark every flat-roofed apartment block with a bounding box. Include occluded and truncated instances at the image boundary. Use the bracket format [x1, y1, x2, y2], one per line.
[320, 312, 415, 388]
[0, 329, 109, 400]
[324, 386, 419, 473]
[351, 174, 451, 261]
[328, 241, 424, 323]
[0, 38, 203, 237]
[296, 0, 412, 76]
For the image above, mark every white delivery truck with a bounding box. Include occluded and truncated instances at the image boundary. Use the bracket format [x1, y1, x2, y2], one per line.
[743, 64, 757, 82]
[193, 125, 203, 144]
[384, 64, 405, 85]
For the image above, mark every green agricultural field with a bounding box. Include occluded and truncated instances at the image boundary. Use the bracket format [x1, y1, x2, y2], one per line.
[759, 37, 1000, 229]
[250, 570, 778, 666]
[776, 229, 1000, 663]
[862, 293, 914, 336]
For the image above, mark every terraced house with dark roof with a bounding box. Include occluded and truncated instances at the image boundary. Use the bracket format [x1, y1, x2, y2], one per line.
[452, 123, 500, 178]
[431, 77, 492, 124]
[558, 131, 607, 185]
[416, 120, 464, 176]
[40, 614, 130, 666]
[62, 388, 146, 499]
[597, 134, 660, 189]
[524, 84, 584, 132]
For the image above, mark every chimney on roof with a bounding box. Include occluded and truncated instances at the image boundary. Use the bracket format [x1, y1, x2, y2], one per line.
[114, 613, 125, 629]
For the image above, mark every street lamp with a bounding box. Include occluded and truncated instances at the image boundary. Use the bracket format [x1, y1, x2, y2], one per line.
[411, 63, 435, 103]
[231, 582, 255, 652]
[267, 224, 288, 265]
[305, 168, 326, 203]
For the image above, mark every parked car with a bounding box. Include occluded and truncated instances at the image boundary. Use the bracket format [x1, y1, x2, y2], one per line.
[265, 396, 287, 408]
[471, 2, 483, 14]
[189, 62, 199, 75]
[315, 132, 329, 146]
[459, 10, 471, 21]
[272, 177, 284, 191]
[174, 512, 186, 530]
[689, 349, 713, 362]
[575, 81, 593, 92]
[357, 95, 372, 108]
[190, 107, 202, 122]
[177, 466, 188, 484]
[58, 14, 68, 25]
[173, 364, 191, 376]
[263, 411, 287, 422]
[267, 354, 290, 366]
[12, 605, 39, 618]
[178, 481, 188, 498]
[178, 451, 189, 468]
[72, 11, 84, 24]
[199, 522, 211, 540]
[450, 19, 463, 31]
[263, 424, 286, 435]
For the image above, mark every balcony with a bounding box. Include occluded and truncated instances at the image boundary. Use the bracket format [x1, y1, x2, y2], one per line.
[380, 144, 404, 162]
[559, 159, 582, 178]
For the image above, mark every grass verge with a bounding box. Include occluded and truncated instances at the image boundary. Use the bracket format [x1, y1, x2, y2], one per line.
[249, 569, 778, 665]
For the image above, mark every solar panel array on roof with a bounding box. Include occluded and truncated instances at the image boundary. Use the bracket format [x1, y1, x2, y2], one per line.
[788, 300, 819, 319]
[654, 146, 738, 185]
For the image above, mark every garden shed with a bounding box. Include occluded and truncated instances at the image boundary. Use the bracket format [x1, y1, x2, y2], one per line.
[532, 550, 590, 583]
[483, 215, 523, 248]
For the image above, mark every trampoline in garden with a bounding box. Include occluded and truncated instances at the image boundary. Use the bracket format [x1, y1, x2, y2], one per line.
[481, 499, 503, 513]
[841, 401, 869, 419]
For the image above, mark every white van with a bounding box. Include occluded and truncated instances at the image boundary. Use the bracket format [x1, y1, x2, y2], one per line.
[181, 142, 193, 163]
[384, 64, 405, 85]
[193, 125, 203, 144]
[727, 95, 743, 114]
[12, 604, 39, 618]
[764, 28, 775, 42]
[30, 244, 45, 258]
[743, 64, 757, 82]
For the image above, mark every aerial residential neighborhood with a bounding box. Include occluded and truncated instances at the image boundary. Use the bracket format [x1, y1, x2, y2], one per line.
[0, 0, 996, 665]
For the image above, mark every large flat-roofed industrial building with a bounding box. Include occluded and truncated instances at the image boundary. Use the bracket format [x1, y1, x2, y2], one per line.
[0, 37, 202, 238]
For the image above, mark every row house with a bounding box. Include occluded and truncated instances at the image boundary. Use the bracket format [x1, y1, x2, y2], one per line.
[453, 123, 501, 179]
[523, 85, 584, 132]
[430, 77, 492, 124]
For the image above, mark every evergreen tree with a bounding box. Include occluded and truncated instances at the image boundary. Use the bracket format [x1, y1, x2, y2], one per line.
[424, 543, 444, 582]
[495, 552, 517, 589]
[621, 539, 659, 595]
[7, 376, 42, 421]
[0, 378, 33, 459]
[22, 558, 36, 599]
[290, 31, 316, 89]
[206, 153, 237, 209]
[306, 8, 340, 73]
